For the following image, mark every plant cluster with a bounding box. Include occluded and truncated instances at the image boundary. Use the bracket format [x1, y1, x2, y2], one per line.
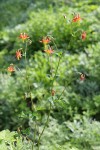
[0, 0, 100, 150]
[1, 13, 90, 150]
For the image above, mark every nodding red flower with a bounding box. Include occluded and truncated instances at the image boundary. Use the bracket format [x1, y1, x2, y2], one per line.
[51, 89, 55, 96]
[16, 50, 22, 60]
[80, 73, 85, 81]
[72, 14, 82, 22]
[81, 32, 86, 40]
[19, 33, 29, 41]
[40, 37, 51, 45]
[7, 64, 15, 72]
[44, 47, 54, 54]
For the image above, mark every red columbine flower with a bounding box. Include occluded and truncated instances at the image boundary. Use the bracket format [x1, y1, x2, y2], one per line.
[19, 33, 29, 41]
[81, 32, 86, 40]
[72, 14, 82, 22]
[80, 73, 85, 81]
[44, 47, 54, 54]
[7, 64, 15, 72]
[40, 37, 51, 45]
[16, 50, 22, 60]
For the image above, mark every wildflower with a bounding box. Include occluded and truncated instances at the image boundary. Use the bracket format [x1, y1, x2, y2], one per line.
[7, 64, 15, 72]
[44, 47, 54, 54]
[19, 33, 29, 41]
[72, 14, 82, 22]
[81, 32, 86, 40]
[80, 73, 85, 81]
[51, 89, 55, 96]
[16, 50, 22, 60]
[40, 37, 51, 45]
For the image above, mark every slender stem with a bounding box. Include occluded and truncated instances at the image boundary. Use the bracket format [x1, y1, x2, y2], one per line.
[32, 143, 34, 150]
[24, 41, 34, 150]
[24, 42, 34, 109]
[51, 53, 63, 90]
[58, 86, 66, 100]
[34, 119, 37, 145]
[52, 39, 58, 52]
[24, 42, 28, 90]
[25, 42, 30, 92]
[37, 40, 63, 150]
[37, 103, 51, 150]
[54, 56, 61, 80]
[50, 38, 63, 88]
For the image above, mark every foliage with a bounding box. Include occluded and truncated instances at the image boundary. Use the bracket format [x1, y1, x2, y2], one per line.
[0, 0, 100, 150]
[0, 117, 100, 150]
[0, 0, 100, 63]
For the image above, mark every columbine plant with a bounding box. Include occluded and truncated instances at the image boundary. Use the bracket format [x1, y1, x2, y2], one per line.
[7, 13, 87, 149]
[7, 64, 15, 73]
[72, 14, 82, 22]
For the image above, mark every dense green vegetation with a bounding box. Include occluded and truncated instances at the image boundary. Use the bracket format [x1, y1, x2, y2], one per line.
[0, 0, 100, 150]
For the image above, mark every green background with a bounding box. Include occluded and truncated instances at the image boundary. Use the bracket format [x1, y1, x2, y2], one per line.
[0, 0, 100, 150]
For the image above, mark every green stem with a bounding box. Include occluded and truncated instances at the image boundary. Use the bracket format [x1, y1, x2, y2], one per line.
[37, 103, 51, 150]
[57, 80, 71, 106]
[51, 53, 63, 89]
[37, 40, 63, 150]
[58, 86, 66, 100]
[24, 42, 34, 109]
[24, 41, 34, 150]
[32, 143, 34, 150]
[34, 120, 37, 146]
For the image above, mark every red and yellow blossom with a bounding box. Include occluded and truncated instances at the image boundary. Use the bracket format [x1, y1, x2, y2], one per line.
[72, 14, 82, 22]
[44, 47, 54, 54]
[7, 64, 15, 72]
[81, 32, 86, 40]
[19, 33, 29, 41]
[80, 73, 85, 81]
[40, 37, 51, 45]
[16, 50, 22, 60]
